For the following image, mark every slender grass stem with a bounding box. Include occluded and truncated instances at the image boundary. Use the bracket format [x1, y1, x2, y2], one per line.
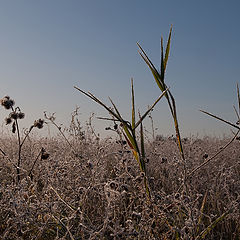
[28, 147, 43, 177]
[11, 106, 22, 183]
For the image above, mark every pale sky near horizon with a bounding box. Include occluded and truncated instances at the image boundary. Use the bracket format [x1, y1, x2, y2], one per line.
[0, 0, 240, 138]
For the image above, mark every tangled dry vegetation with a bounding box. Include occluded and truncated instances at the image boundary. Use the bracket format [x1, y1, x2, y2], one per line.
[0, 111, 240, 240]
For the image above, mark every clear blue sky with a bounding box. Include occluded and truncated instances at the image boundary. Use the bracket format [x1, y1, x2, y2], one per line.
[0, 0, 240, 138]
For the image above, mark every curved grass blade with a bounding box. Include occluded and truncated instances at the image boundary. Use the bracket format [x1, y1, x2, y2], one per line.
[233, 105, 240, 122]
[200, 109, 240, 130]
[122, 123, 139, 152]
[137, 43, 165, 92]
[186, 129, 239, 180]
[237, 83, 240, 114]
[169, 92, 185, 160]
[196, 191, 208, 235]
[138, 111, 146, 172]
[164, 25, 172, 71]
[160, 37, 165, 81]
[134, 88, 169, 129]
[131, 78, 136, 135]
[74, 86, 120, 121]
[195, 209, 231, 240]
[108, 97, 123, 120]
[122, 131, 140, 167]
[140, 115, 145, 161]
[137, 28, 186, 172]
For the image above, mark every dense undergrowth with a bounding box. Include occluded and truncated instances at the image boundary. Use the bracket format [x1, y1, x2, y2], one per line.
[0, 119, 239, 239]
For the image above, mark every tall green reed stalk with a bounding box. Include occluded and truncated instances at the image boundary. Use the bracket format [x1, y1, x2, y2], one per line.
[137, 26, 186, 179]
[74, 80, 168, 199]
[74, 26, 185, 199]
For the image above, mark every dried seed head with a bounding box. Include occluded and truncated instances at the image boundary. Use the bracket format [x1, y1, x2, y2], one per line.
[174, 192, 180, 199]
[203, 153, 208, 159]
[161, 157, 167, 163]
[33, 119, 44, 129]
[17, 112, 25, 119]
[0, 96, 15, 110]
[41, 152, 50, 160]
[87, 161, 93, 169]
[151, 221, 156, 229]
[9, 112, 18, 120]
[5, 117, 12, 125]
[109, 181, 118, 190]
[4, 96, 10, 100]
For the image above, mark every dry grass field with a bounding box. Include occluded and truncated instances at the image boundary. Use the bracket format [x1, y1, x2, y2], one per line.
[0, 113, 239, 239]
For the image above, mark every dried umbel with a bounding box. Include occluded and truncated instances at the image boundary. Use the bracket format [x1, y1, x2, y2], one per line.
[0, 96, 15, 109]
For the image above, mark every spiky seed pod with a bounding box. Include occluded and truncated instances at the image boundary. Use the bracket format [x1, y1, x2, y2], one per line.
[9, 112, 18, 120]
[33, 119, 44, 129]
[1, 100, 10, 109]
[5, 117, 12, 125]
[9, 99, 15, 107]
[0, 97, 8, 105]
[41, 152, 50, 160]
[17, 112, 25, 119]
[0, 96, 15, 110]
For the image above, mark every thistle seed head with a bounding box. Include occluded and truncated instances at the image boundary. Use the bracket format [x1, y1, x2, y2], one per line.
[0, 96, 15, 110]
[203, 153, 208, 159]
[9, 112, 18, 120]
[5, 117, 12, 125]
[33, 119, 44, 129]
[4, 95, 10, 100]
[41, 152, 50, 160]
[17, 112, 25, 119]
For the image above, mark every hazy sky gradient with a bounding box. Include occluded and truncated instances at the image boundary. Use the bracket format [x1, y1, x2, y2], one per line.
[0, 1, 240, 138]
